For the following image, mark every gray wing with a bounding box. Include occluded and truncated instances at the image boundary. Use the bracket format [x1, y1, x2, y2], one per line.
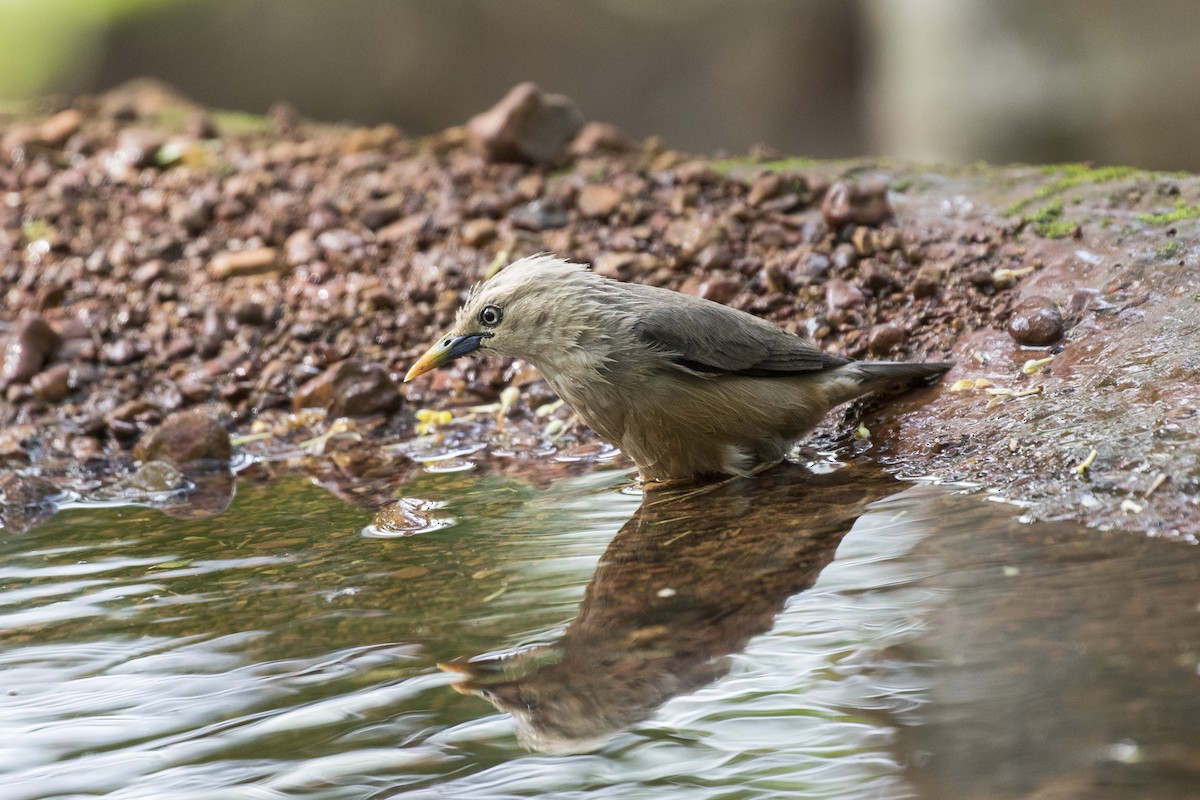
[629, 294, 849, 378]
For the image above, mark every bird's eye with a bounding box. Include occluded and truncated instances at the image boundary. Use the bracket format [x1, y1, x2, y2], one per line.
[478, 304, 503, 327]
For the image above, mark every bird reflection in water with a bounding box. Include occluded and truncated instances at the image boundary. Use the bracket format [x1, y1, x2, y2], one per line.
[440, 461, 904, 753]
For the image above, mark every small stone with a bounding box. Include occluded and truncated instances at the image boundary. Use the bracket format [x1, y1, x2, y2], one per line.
[293, 360, 403, 418]
[1007, 296, 1065, 346]
[209, 247, 283, 279]
[358, 197, 402, 230]
[698, 276, 740, 305]
[462, 218, 498, 247]
[569, 122, 633, 156]
[747, 173, 785, 207]
[232, 300, 266, 326]
[135, 410, 232, 469]
[804, 252, 832, 279]
[913, 264, 944, 298]
[1, 314, 62, 389]
[866, 323, 905, 355]
[576, 184, 622, 218]
[467, 82, 584, 165]
[826, 278, 865, 311]
[821, 180, 893, 228]
[510, 200, 568, 231]
[38, 109, 83, 145]
[30, 364, 71, 402]
[859, 260, 897, 293]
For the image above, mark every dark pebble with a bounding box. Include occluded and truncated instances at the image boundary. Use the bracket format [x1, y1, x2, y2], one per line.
[135, 410, 233, 469]
[821, 180, 893, 228]
[1, 315, 62, 389]
[1007, 296, 1065, 346]
[293, 360, 403, 418]
[867, 322, 905, 355]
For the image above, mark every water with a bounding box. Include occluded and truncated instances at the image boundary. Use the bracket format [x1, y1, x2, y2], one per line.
[1, 459, 1198, 799]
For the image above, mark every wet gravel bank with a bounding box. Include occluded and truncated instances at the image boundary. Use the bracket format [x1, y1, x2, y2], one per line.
[2, 81, 1196, 536]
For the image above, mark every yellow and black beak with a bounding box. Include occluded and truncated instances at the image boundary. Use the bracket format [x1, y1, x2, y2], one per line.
[404, 333, 489, 382]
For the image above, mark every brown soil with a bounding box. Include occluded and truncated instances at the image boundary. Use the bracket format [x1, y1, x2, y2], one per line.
[1, 82, 1196, 537]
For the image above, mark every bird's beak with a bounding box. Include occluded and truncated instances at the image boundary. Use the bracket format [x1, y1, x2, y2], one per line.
[404, 333, 488, 382]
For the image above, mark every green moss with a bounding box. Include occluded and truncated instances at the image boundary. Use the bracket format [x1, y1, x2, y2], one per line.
[1155, 240, 1184, 259]
[1136, 199, 1200, 225]
[710, 155, 817, 175]
[210, 109, 274, 135]
[1024, 200, 1076, 238]
[1005, 163, 1144, 215]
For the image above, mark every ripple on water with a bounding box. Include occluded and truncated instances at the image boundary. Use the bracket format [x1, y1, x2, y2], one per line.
[1, 468, 1198, 799]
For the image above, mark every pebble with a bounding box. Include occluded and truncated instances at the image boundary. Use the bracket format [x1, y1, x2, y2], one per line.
[30, 364, 71, 402]
[821, 180, 893, 228]
[462, 218, 498, 247]
[1007, 296, 1065, 346]
[208, 247, 283, 279]
[826, 278, 865, 311]
[134, 410, 233, 469]
[866, 322, 905, 355]
[576, 184, 622, 218]
[1, 315, 62, 389]
[467, 82, 584, 165]
[698, 276, 741, 305]
[293, 360, 404, 418]
[510, 200, 568, 231]
[747, 173, 785, 207]
[569, 122, 633, 156]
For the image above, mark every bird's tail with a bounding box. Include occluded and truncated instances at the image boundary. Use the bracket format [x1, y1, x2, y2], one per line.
[815, 360, 953, 409]
[849, 361, 954, 390]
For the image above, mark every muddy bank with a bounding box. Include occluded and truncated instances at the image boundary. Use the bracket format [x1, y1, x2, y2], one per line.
[1, 81, 1195, 536]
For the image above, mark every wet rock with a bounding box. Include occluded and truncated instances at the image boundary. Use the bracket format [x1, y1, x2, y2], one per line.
[1007, 296, 1065, 346]
[821, 180, 893, 228]
[92, 460, 188, 502]
[462, 218, 498, 247]
[468, 82, 584, 165]
[510, 200, 569, 231]
[569, 122, 633, 156]
[1, 315, 62, 389]
[576, 184, 622, 218]
[209, 247, 284, 279]
[293, 360, 403, 418]
[0, 472, 60, 533]
[866, 322, 905, 355]
[135, 410, 233, 469]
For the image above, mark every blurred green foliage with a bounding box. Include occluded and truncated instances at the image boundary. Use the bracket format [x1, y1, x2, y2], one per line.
[0, 0, 182, 101]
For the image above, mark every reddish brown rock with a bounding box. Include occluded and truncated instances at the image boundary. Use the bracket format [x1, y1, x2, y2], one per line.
[569, 122, 633, 156]
[866, 322, 905, 355]
[576, 184, 622, 218]
[208, 247, 284, 279]
[468, 82, 584, 165]
[821, 180, 893, 228]
[1007, 296, 1065, 346]
[825, 278, 865, 311]
[135, 410, 233, 469]
[1, 315, 62, 389]
[293, 360, 403, 418]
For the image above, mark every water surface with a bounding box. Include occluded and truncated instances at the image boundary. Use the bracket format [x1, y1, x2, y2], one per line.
[1, 460, 1197, 799]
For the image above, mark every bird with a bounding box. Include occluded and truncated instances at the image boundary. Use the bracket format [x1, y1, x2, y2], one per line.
[404, 254, 951, 482]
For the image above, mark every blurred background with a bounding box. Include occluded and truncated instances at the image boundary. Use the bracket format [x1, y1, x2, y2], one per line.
[3, 0, 1198, 170]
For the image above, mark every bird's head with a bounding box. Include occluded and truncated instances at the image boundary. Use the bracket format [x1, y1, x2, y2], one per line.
[404, 254, 599, 382]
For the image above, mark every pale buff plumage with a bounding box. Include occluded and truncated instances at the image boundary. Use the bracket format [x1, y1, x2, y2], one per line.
[406, 254, 950, 481]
